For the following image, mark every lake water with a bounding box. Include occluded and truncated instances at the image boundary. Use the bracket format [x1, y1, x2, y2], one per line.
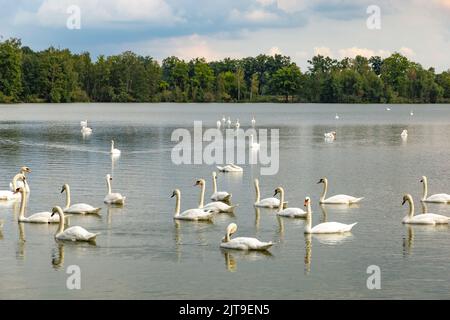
[1, 103, 450, 299]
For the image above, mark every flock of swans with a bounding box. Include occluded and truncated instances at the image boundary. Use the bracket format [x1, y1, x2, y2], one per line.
[0, 109, 445, 257]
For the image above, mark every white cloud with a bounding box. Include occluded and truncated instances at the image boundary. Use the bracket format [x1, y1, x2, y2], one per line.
[399, 47, 415, 59]
[338, 47, 391, 59]
[277, 0, 309, 12]
[268, 46, 282, 55]
[229, 9, 279, 23]
[313, 46, 333, 57]
[14, 0, 180, 27]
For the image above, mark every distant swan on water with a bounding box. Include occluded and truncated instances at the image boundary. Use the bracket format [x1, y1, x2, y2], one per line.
[1, 173, 26, 201]
[15, 187, 61, 223]
[216, 164, 243, 172]
[9, 166, 31, 193]
[61, 184, 101, 214]
[304, 197, 357, 234]
[103, 174, 126, 205]
[171, 189, 214, 221]
[220, 223, 272, 251]
[402, 194, 450, 225]
[420, 176, 450, 203]
[110, 140, 121, 156]
[318, 177, 364, 204]
[51, 206, 99, 242]
[195, 179, 235, 213]
[251, 116, 256, 127]
[401, 129, 408, 138]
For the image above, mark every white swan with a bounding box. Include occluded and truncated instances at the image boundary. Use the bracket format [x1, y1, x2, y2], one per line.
[254, 179, 282, 208]
[195, 179, 236, 213]
[274, 187, 306, 218]
[110, 140, 121, 156]
[171, 189, 213, 221]
[251, 116, 256, 127]
[9, 166, 31, 193]
[386, 107, 391, 111]
[216, 120, 221, 129]
[318, 177, 364, 204]
[420, 176, 450, 203]
[222, 115, 226, 124]
[216, 164, 243, 172]
[402, 194, 449, 225]
[103, 174, 126, 205]
[81, 125, 92, 134]
[401, 129, 408, 138]
[304, 197, 357, 234]
[410, 110, 414, 116]
[51, 206, 99, 242]
[61, 184, 101, 214]
[80, 120, 88, 127]
[15, 187, 61, 223]
[235, 119, 240, 129]
[210, 171, 231, 201]
[250, 134, 260, 149]
[335, 113, 340, 120]
[227, 117, 232, 128]
[220, 223, 272, 251]
[324, 131, 336, 139]
[1, 173, 26, 201]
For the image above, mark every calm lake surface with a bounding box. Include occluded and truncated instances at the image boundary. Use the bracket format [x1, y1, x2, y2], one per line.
[1, 103, 450, 299]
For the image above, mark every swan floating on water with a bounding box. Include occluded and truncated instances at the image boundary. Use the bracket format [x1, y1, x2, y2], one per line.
[216, 120, 221, 129]
[61, 184, 101, 214]
[80, 120, 88, 127]
[226, 117, 231, 128]
[235, 119, 240, 129]
[335, 113, 340, 120]
[15, 187, 61, 223]
[1, 173, 27, 201]
[254, 178, 283, 208]
[250, 134, 260, 149]
[318, 177, 364, 204]
[195, 179, 236, 213]
[103, 174, 126, 205]
[220, 223, 272, 251]
[420, 176, 450, 203]
[386, 107, 391, 111]
[402, 194, 449, 225]
[110, 140, 121, 156]
[274, 187, 306, 218]
[216, 164, 243, 172]
[324, 131, 336, 139]
[9, 166, 31, 193]
[171, 189, 213, 221]
[251, 116, 256, 127]
[304, 197, 357, 234]
[210, 171, 231, 201]
[51, 206, 99, 242]
[410, 110, 414, 116]
[401, 130, 408, 138]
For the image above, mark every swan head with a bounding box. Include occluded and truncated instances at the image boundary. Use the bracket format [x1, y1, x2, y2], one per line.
[51, 206, 63, 217]
[304, 197, 311, 207]
[171, 189, 180, 198]
[60, 184, 69, 193]
[402, 194, 413, 206]
[420, 176, 426, 183]
[317, 177, 326, 184]
[20, 166, 31, 174]
[273, 187, 283, 197]
[254, 178, 259, 186]
[222, 223, 238, 242]
[194, 179, 205, 186]
[106, 174, 112, 181]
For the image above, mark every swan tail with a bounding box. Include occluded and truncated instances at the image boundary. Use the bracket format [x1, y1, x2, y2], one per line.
[91, 208, 102, 214]
[88, 233, 100, 241]
[351, 197, 364, 203]
[216, 166, 224, 171]
[223, 194, 232, 201]
[346, 222, 358, 231]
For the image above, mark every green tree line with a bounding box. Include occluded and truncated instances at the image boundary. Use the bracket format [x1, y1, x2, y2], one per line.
[1, 38, 450, 103]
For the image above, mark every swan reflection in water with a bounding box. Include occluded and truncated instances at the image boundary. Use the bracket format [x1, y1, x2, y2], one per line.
[174, 219, 213, 263]
[221, 248, 273, 272]
[52, 243, 65, 270]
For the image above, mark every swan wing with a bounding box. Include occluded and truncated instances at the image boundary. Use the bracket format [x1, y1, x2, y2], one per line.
[311, 222, 357, 233]
[203, 201, 233, 213]
[104, 193, 125, 204]
[211, 191, 231, 201]
[425, 194, 450, 203]
[221, 237, 272, 250]
[59, 226, 98, 241]
[277, 207, 306, 218]
[424, 213, 450, 224]
[26, 211, 60, 223]
[179, 208, 213, 220]
[404, 214, 436, 225]
[255, 197, 280, 208]
[65, 203, 101, 214]
[323, 195, 363, 204]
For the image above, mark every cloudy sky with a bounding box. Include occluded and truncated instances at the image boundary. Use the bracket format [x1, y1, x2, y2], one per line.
[1, 0, 449, 71]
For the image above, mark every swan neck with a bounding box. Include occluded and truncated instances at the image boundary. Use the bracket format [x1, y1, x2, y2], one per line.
[64, 185, 71, 209]
[320, 180, 328, 202]
[107, 177, 112, 194]
[199, 183, 205, 208]
[12, 174, 22, 190]
[225, 231, 230, 243]
[421, 179, 427, 201]
[277, 189, 285, 212]
[56, 209, 65, 236]
[407, 197, 414, 217]
[19, 190, 27, 220]
[111, 141, 114, 152]
[254, 180, 260, 202]
[174, 193, 181, 216]
[212, 175, 217, 193]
